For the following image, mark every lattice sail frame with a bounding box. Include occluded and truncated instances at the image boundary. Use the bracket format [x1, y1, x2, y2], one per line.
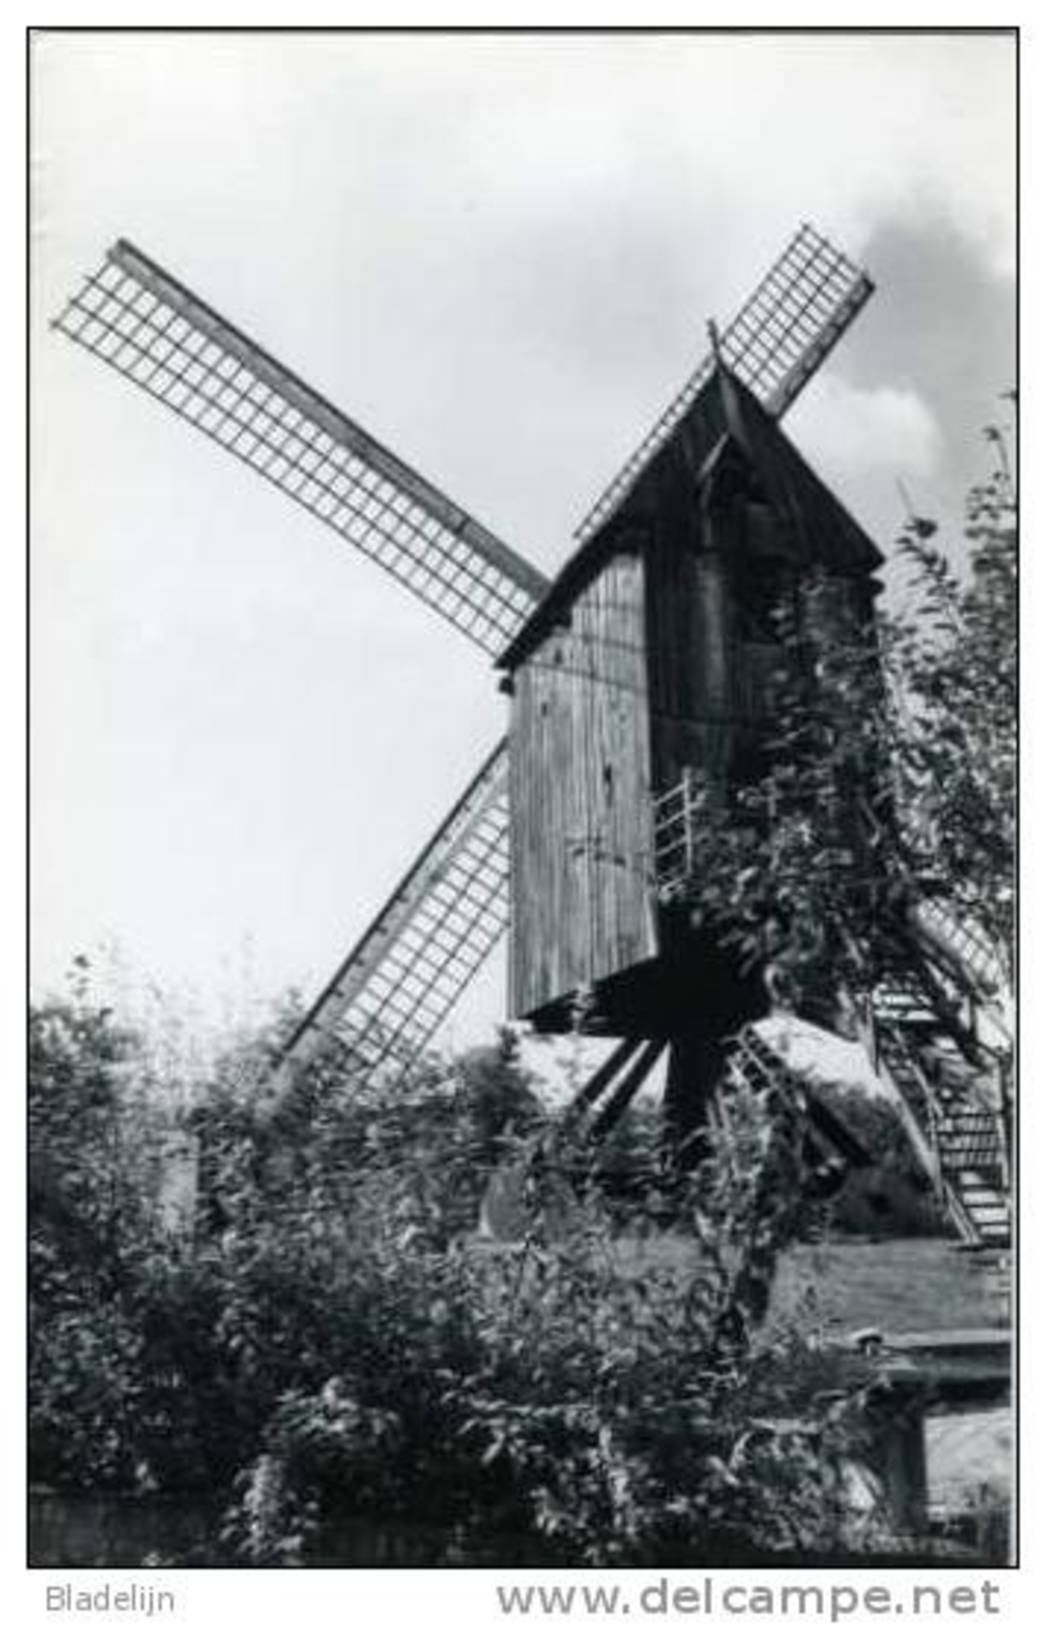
[574, 223, 874, 544]
[259, 743, 511, 1112]
[52, 224, 874, 1089]
[52, 240, 546, 657]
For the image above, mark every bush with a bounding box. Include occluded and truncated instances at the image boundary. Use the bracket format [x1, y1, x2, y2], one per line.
[215, 1071, 884, 1566]
[30, 977, 892, 1565]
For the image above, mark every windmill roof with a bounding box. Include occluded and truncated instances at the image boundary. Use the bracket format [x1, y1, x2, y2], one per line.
[497, 365, 884, 672]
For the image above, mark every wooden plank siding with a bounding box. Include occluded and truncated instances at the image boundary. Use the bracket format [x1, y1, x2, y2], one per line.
[508, 550, 657, 1021]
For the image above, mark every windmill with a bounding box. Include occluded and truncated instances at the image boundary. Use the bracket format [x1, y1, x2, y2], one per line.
[50, 224, 1010, 1246]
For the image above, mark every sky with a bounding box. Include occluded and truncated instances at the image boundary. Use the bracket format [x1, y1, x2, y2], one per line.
[30, 30, 1016, 1066]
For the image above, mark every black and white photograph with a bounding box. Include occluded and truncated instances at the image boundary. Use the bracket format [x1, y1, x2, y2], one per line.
[28, 23, 1017, 1595]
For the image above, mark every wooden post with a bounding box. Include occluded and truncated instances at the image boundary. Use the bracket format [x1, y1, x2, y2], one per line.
[663, 1034, 727, 1166]
[878, 1403, 928, 1535]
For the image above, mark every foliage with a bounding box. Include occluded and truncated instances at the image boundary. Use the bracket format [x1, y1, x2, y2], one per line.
[29, 958, 177, 1489]
[219, 1072, 878, 1567]
[889, 432, 1016, 974]
[668, 412, 1015, 1036]
[29, 969, 890, 1565]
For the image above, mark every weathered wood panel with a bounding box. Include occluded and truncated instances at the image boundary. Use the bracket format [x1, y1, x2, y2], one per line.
[646, 537, 740, 799]
[508, 550, 656, 1020]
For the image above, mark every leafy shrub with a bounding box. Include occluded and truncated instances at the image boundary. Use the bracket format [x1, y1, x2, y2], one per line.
[30, 975, 886, 1564]
[214, 1072, 882, 1565]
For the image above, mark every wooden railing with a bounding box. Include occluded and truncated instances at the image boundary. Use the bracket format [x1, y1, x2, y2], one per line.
[652, 769, 705, 898]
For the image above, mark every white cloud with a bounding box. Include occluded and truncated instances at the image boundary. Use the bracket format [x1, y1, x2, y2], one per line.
[791, 375, 944, 483]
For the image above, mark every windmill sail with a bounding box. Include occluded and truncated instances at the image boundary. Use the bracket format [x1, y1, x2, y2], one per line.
[258, 740, 511, 1111]
[52, 240, 547, 656]
[575, 222, 873, 544]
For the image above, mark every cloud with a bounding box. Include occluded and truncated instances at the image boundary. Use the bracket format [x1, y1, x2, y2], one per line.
[793, 375, 944, 482]
[826, 207, 1014, 518]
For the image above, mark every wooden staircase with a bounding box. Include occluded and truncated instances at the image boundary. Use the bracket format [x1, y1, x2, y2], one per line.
[721, 963, 1011, 1252]
[868, 952, 1011, 1251]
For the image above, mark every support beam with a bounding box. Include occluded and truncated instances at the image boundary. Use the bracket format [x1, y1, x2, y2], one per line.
[563, 1035, 646, 1125]
[592, 1039, 668, 1141]
[663, 1034, 727, 1161]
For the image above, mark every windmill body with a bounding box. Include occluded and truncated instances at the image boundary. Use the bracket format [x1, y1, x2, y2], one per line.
[499, 366, 883, 1043]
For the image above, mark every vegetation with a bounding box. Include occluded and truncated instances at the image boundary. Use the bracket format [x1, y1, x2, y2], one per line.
[30, 963, 893, 1565]
[670, 408, 1015, 1117]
